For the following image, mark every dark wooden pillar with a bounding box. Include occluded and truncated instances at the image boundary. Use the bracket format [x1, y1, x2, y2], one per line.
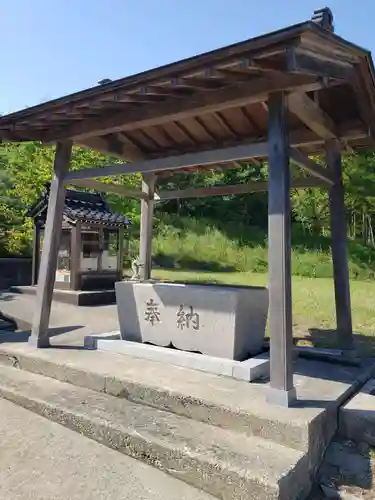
[31, 223, 41, 285]
[267, 92, 296, 407]
[139, 173, 156, 281]
[70, 222, 81, 291]
[326, 139, 354, 350]
[117, 227, 125, 278]
[29, 141, 73, 348]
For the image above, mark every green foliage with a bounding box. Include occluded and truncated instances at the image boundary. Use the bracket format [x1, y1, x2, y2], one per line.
[0, 142, 141, 256]
[0, 140, 375, 280]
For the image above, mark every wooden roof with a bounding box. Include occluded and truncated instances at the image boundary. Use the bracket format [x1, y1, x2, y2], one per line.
[1, 10, 375, 176]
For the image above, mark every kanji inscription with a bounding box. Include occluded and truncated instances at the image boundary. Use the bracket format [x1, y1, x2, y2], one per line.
[144, 298, 160, 325]
[176, 305, 200, 331]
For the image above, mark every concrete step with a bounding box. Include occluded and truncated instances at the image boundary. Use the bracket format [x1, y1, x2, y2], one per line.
[0, 341, 358, 466]
[0, 364, 310, 500]
[0, 397, 216, 500]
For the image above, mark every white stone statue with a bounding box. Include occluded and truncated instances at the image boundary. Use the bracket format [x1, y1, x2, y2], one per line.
[130, 257, 141, 280]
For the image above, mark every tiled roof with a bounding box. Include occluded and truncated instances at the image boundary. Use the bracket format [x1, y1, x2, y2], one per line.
[27, 185, 131, 227]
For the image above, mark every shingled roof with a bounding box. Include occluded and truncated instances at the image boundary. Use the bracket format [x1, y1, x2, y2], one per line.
[28, 186, 131, 227]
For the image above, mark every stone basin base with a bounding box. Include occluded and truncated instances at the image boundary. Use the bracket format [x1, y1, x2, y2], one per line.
[115, 281, 268, 361]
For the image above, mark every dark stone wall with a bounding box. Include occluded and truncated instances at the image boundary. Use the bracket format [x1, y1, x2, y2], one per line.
[0, 258, 32, 290]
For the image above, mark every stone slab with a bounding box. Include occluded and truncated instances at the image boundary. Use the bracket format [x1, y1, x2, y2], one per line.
[340, 378, 375, 445]
[11, 285, 116, 306]
[0, 398, 216, 500]
[84, 331, 121, 349]
[115, 281, 268, 360]
[0, 363, 309, 500]
[95, 338, 270, 381]
[0, 341, 369, 468]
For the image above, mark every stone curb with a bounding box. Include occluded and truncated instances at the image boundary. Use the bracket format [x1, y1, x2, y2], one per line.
[93, 337, 270, 382]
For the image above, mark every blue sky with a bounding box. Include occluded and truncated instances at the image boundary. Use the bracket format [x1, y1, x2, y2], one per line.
[1, 0, 375, 115]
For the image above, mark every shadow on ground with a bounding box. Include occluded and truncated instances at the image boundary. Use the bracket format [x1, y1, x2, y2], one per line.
[296, 328, 375, 358]
[0, 291, 15, 302]
[0, 325, 84, 345]
[308, 438, 375, 499]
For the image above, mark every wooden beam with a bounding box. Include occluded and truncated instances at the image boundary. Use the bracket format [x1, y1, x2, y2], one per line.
[139, 85, 192, 97]
[78, 133, 144, 160]
[326, 139, 354, 350]
[31, 223, 41, 286]
[117, 227, 125, 274]
[171, 77, 222, 90]
[204, 67, 252, 83]
[29, 141, 73, 348]
[102, 92, 167, 104]
[287, 48, 354, 81]
[139, 173, 156, 280]
[67, 179, 146, 199]
[44, 73, 322, 142]
[290, 121, 365, 148]
[288, 92, 336, 140]
[267, 92, 296, 407]
[65, 141, 268, 180]
[158, 177, 327, 200]
[289, 148, 334, 185]
[70, 222, 81, 291]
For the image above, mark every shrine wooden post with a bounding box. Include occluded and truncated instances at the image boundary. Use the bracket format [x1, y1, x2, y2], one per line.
[139, 173, 156, 281]
[326, 139, 354, 350]
[267, 92, 296, 407]
[29, 141, 73, 347]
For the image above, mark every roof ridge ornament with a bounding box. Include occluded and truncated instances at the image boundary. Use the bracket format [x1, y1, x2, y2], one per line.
[311, 7, 334, 32]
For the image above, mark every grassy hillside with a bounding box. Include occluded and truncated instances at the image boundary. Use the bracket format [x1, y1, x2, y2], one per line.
[147, 215, 375, 281]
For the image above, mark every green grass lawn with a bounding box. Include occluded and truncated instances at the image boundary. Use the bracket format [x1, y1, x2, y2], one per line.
[151, 269, 375, 355]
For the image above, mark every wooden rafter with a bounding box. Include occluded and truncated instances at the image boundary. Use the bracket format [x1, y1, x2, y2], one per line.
[214, 112, 238, 138]
[288, 92, 336, 139]
[42, 74, 322, 142]
[289, 148, 334, 184]
[240, 106, 261, 134]
[194, 117, 218, 141]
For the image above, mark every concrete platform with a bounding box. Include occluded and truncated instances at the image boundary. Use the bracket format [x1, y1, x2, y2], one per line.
[0, 291, 119, 344]
[11, 285, 116, 306]
[0, 398, 216, 500]
[0, 342, 372, 474]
